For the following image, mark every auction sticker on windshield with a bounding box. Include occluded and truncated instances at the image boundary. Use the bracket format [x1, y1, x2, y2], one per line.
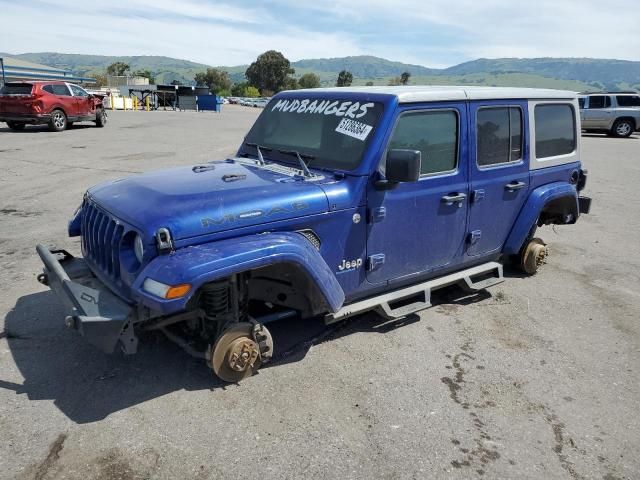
[335, 118, 373, 141]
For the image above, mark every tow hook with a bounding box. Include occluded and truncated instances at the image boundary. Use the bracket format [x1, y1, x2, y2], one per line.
[64, 316, 77, 329]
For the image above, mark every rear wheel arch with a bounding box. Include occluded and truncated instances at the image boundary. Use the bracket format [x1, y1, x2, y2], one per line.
[537, 195, 579, 226]
[503, 183, 578, 255]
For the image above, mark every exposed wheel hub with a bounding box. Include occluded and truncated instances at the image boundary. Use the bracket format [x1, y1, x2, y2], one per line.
[521, 238, 548, 275]
[210, 322, 273, 383]
[227, 337, 260, 372]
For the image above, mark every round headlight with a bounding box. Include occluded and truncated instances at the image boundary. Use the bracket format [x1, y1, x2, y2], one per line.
[134, 235, 144, 263]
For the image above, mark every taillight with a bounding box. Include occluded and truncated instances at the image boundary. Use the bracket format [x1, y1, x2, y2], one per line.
[31, 94, 44, 112]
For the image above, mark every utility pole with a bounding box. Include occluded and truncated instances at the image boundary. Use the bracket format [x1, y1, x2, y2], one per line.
[0, 58, 6, 86]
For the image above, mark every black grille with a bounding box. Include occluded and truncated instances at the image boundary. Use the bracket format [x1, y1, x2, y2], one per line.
[81, 200, 124, 280]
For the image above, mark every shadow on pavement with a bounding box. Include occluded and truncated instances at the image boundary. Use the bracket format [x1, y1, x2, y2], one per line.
[2, 285, 492, 424]
[0, 124, 96, 133]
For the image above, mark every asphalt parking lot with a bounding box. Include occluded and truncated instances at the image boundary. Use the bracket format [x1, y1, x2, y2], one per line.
[1, 107, 639, 480]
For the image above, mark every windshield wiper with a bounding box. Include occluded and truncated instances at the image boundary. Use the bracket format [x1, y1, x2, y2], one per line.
[244, 142, 271, 166]
[278, 149, 315, 178]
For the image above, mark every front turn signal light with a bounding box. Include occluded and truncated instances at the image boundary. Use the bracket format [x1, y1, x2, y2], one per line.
[165, 283, 191, 299]
[143, 278, 191, 299]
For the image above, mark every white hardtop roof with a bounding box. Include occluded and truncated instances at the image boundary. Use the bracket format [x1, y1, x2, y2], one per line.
[296, 85, 577, 103]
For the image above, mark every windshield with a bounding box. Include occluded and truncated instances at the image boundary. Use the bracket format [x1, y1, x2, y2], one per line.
[244, 97, 383, 171]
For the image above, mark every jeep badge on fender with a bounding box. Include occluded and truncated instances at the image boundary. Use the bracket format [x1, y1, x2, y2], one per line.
[35, 86, 591, 383]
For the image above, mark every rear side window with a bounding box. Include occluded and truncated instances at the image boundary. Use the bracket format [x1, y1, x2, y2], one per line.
[476, 107, 523, 167]
[0, 83, 33, 95]
[616, 95, 640, 107]
[535, 104, 576, 158]
[388, 110, 458, 175]
[578, 97, 586, 109]
[51, 84, 71, 96]
[587, 96, 611, 109]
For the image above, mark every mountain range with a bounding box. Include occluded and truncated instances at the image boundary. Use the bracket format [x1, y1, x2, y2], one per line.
[2, 52, 639, 91]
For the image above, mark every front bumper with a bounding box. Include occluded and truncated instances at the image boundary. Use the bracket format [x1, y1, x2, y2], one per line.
[35, 245, 138, 354]
[1, 113, 50, 124]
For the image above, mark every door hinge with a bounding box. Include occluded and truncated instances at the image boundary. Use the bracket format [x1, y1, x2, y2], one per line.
[369, 207, 387, 223]
[367, 254, 386, 271]
[468, 230, 482, 245]
[472, 189, 485, 203]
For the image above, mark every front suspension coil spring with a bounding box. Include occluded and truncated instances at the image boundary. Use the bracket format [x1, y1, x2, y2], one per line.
[200, 281, 230, 317]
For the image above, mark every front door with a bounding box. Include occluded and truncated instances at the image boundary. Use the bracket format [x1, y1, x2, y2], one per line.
[366, 103, 469, 284]
[467, 101, 530, 257]
[69, 84, 94, 118]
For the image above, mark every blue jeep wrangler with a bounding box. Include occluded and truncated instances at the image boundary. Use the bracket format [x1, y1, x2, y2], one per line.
[36, 86, 591, 382]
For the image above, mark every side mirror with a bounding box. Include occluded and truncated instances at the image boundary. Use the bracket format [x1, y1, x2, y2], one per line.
[376, 149, 421, 189]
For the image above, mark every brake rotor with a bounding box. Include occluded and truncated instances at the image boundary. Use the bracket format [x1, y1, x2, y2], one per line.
[211, 322, 272, 383]
[521, 238, 548, 275]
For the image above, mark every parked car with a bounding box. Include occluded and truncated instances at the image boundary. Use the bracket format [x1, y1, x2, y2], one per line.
[0, 81, 107, 132]
[36, 86, 590, 382]
[252, 99, 269, 108]
[578, 92, 640, 137]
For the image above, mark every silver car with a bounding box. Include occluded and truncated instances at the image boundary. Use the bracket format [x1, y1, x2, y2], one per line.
[578, 92, 640, 138]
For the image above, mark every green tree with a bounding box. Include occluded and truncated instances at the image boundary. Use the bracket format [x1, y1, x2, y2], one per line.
[365, 81, 374, 86]
[92, 72, 108, 87]
[245, 86, 260, 98]
[194, 68, 232, 93]
[170, 80, 183, 86]
[400, 71, 411, 85]
[134, 69, 155, 84]
[245, 50, 295, 93]
[336, 70, 353, 87]
[298, 73, 321, 89]
[231, 82, 246, 96]
[284, 77, 298, 91]
[106, 62, 130, 76]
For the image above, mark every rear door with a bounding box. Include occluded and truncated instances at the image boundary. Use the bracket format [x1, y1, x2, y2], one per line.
[47, 83, 74, 115]
[581, 95, 612, 129]
[366, 102, 469, 284]
[69, 84, 94, 118]
[467, 101, 529, 257]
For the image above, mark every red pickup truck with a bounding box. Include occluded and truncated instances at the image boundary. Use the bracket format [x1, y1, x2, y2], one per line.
[0, 81, 107, 132]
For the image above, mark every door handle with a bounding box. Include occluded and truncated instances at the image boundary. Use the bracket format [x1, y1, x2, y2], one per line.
[441, 193, 467, 206]
[505, 181, 527, 192]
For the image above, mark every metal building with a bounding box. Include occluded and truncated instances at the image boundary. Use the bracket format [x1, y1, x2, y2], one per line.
[0, 55, 95, 86]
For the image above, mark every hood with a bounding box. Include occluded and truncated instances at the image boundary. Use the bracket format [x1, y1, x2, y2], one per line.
[88, 160, 330, 241]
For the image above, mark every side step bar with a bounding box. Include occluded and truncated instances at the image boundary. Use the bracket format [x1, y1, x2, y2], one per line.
[325, 262, 503, 324]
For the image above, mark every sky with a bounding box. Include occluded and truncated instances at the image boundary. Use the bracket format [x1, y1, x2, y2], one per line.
[1, 0, 639, 68]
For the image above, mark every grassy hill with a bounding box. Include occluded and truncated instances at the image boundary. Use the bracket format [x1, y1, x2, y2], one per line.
[3, 52, 639, 91]
[443, 58, 640, 90]
[3, 52, 211, 85]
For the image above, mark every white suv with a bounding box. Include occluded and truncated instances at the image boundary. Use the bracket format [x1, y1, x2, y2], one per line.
[578, 92, 640, 138]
